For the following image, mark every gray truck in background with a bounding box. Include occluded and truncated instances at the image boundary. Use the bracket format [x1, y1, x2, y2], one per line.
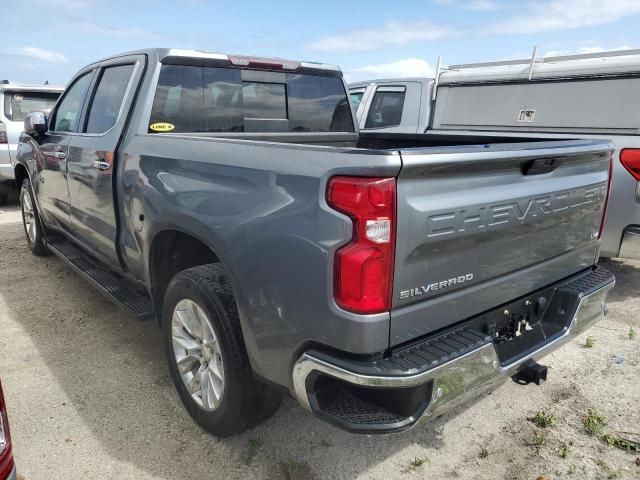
[0, 82, 63, 205]
[352, 49, 640, 260]
[14, 48, 614, 436]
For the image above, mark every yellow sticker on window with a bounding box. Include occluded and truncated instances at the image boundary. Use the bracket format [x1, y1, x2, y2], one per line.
[149, 122, 175, 132]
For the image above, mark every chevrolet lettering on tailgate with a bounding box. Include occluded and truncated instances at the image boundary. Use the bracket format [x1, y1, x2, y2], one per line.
[426, 184, 607, 238]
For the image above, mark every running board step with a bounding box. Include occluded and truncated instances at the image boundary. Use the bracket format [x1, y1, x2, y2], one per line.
[46, 236, 155, 320]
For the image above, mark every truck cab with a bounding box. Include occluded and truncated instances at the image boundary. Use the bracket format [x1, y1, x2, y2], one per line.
[348, 78, 433, 133]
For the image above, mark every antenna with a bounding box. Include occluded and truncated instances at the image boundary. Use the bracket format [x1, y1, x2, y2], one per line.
[528, 45, 538, 81]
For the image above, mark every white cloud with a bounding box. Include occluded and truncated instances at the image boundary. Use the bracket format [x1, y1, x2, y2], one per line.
[434, 0, 499, 10]
[346, 58, 436, 83]
[490, 0, 640, 34]
[6, 47, 68, 63]
[544, 45, 632, 57]
[306, 21, 457, 52]
[64, 21, 152, 39]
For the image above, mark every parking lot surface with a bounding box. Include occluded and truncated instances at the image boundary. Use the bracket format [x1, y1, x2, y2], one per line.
[0, 196, 638, 480]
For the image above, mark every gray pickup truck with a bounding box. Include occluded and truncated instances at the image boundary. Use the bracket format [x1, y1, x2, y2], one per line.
[14, 48, 615, 436]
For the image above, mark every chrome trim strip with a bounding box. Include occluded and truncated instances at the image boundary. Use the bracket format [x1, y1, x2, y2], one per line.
[292, 279, 614, 428]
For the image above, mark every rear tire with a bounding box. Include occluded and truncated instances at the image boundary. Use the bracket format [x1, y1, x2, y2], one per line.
[0, 194, 7, 206]
[20, 179, 49, 257]
[162, 263, 282, 437]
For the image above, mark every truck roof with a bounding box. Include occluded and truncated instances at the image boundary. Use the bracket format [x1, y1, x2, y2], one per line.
[440, 48, 640, 85]
[0, 81, 64, 93]
[348, 77, 434, 89]
[88, 47, 343, 76]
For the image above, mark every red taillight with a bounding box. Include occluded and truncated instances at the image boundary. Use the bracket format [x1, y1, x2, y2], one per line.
[620, 148, 640, 180]
[327, 176, 396, 314]
[0, 382, 13, 480]
[0, 123, 7, 144]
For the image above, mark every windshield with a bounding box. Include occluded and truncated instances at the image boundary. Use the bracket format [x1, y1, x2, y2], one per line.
[5, 91, 60, 122]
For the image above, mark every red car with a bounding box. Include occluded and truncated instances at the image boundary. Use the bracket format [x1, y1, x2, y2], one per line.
[0, 382, 14, 480]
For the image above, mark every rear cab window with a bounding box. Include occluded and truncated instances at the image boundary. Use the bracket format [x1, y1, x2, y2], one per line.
[148, 64, 354, 134]
[365, 86, 406, 129]
[3, 91, 60, 122]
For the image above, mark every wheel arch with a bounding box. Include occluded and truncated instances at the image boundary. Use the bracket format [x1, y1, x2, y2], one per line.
[147, 228, 241, 328]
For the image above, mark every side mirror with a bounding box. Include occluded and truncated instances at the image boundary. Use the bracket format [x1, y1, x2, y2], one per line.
[24, 112, 48, 135]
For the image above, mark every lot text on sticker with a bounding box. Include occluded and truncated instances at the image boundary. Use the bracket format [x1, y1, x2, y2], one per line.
[149, 122, 175, 132]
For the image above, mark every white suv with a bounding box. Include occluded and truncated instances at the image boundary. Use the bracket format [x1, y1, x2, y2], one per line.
[0, 81, 63, 205]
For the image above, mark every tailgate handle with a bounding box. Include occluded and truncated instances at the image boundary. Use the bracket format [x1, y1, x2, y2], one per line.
[522, 157, 561, 176]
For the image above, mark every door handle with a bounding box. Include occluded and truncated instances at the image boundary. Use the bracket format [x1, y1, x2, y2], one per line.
[53, 151, 66, 160]
[93, 160, 111, 171]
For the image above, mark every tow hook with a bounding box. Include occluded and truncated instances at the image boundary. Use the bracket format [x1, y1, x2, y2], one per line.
[512, 359, 548, 386]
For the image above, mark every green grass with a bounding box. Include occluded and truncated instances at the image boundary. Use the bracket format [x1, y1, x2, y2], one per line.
[585, 336, 596, 348]
[602, 433, 640, 452]
[629, 326, 637, 340]
[409, 456, 429, 468]
[530, 410, 556, 428]
[559, 441, 571, 458]
[527, 432, 549, 447]
[402, 456, 430, 473]
[597, 459, 622, 479]
[584, 409, 606, 435]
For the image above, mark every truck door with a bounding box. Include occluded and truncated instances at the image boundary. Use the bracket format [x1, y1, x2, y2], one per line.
[36, 70, 95, 230]
[65, 55, 145, 268]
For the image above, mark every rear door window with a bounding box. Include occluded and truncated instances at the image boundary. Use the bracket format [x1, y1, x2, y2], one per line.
[85, 64, 135, 134]
[4, 91, 60, 122]
[149, 64, 354, 133]
[365, 88, 406, 129]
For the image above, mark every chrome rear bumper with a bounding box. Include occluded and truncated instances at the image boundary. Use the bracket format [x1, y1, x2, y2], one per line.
[292, 271, 614, 433]
[618, 227, 640, 259]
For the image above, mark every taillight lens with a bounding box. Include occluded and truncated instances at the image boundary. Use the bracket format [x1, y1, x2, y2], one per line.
[0, 122, 7, 144]
[620, 148, 640, 180]
[327, 176, 396, 314]
[0, 382, 13, 480]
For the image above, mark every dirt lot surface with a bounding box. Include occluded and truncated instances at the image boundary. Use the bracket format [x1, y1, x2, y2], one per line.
[0, 195, 639, 480]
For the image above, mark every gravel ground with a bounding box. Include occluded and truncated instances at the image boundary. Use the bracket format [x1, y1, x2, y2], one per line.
[0, 194, 639, 480]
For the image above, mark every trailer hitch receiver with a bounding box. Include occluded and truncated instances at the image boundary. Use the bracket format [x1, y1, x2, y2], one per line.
[512, 360, 548, 386]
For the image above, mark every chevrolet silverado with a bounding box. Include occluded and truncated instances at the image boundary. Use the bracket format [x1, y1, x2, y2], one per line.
[14, 48, 615, 436]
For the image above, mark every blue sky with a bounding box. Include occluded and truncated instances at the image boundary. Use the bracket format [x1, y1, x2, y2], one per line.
[1, 0, 640, 85]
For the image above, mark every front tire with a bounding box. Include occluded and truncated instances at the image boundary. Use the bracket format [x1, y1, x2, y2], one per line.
[163, 264, 282, 437]
[0, 193, 7, 206]
[20, 179, 49, 256]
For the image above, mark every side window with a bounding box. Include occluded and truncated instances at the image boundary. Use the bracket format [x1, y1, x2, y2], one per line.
[85, 64, 135, 134]
[349, 90, 364, 110]
[149, 65, 206, 133]
[52, 72, 93, 132]
[364, 89, 406, 129]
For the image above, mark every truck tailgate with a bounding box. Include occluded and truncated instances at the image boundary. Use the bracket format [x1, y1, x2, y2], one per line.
[390, 140, 612, 346]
